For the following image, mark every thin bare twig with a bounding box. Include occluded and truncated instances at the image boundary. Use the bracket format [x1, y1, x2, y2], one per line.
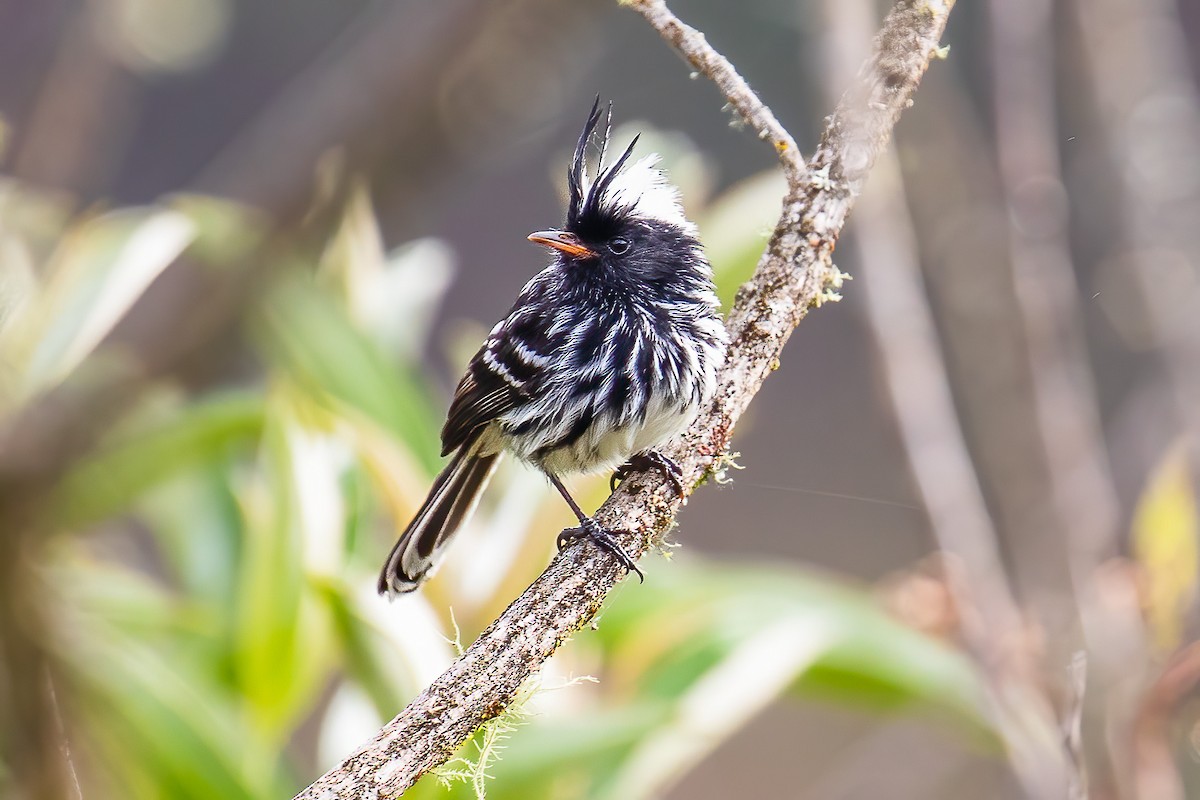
[624, 0, 804, 184]
[294, 0, 956, 796]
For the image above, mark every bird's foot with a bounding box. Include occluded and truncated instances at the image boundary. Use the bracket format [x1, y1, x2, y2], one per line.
[557, 518, 644, 582]
[610, 449, 685, 497]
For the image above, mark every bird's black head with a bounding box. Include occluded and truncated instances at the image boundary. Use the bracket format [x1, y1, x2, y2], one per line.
[527, 98, 706, 291]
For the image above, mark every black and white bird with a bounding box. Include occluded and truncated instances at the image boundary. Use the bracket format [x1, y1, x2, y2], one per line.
[378, 99, 728, 597]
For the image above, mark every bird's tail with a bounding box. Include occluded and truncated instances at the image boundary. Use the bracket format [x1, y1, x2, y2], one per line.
[377, 450, 500, 597]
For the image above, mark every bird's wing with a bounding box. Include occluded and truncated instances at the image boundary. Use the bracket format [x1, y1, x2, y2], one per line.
[440, 310, 557, 455]
[441, 270, 564, 455]
[440, 362, 523, 456]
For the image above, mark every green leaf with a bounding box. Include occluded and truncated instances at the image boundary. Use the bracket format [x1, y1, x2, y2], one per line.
[65, 623, 289, 800]
[459, 561, 992, 800]
[232, 395, 336, 739]
[317, 181, 456, 360]
[140, 462, 247, 629]
[602, 562, 988, 730]
[57, 390, 264, 526]
[53, 560, 218, 642]
[11, 207, 195, 394]
[259, 276, 442, 474]
[169, 193, 267, 266]
[316, 578, 411, 717]
[314, 570, 462, 728]
[581, 561, 992, 800]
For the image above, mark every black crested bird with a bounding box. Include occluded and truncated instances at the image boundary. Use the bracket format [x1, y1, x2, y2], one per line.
[378, 99, 728, 597]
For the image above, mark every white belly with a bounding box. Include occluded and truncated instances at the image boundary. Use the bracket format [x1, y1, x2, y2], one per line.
[531, 394, 697, 476]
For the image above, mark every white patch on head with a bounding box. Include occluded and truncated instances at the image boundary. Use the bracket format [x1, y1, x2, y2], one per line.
[593, 155, 696, 235]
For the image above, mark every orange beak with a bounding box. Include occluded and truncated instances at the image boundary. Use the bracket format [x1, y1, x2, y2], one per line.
[527, 230, 597, 259]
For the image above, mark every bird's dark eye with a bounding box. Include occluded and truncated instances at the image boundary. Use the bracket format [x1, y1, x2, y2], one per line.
[608, 236, 631, 255]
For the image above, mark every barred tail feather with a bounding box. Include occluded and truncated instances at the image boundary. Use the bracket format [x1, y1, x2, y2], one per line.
[377, 451, 500, 597]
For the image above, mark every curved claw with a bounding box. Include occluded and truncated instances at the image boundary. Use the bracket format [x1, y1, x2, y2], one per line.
[557, 519, 644, 582]
[609, 450, 685, 498]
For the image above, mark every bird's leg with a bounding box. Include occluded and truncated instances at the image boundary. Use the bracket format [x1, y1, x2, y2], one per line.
[609, 449, 685, 497]
[547, 472, 644, 582]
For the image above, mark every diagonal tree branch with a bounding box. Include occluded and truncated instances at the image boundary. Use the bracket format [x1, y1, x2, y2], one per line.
[294, 1, 955, 797]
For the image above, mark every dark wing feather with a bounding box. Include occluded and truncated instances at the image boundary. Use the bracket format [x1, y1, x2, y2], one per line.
[440, 364, 522, 456]
[439, 298, 557, 455]
[441, 239, 565, 457]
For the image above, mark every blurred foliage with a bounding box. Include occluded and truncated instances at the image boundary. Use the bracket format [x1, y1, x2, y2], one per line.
[1133, 444, 1199, 654]
[0, 131, 997, 799]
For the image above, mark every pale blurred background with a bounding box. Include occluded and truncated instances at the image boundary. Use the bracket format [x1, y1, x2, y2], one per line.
[1, 0, 1198, 798]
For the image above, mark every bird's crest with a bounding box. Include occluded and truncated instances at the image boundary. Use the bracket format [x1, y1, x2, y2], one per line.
[566, 97, 694, 236]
